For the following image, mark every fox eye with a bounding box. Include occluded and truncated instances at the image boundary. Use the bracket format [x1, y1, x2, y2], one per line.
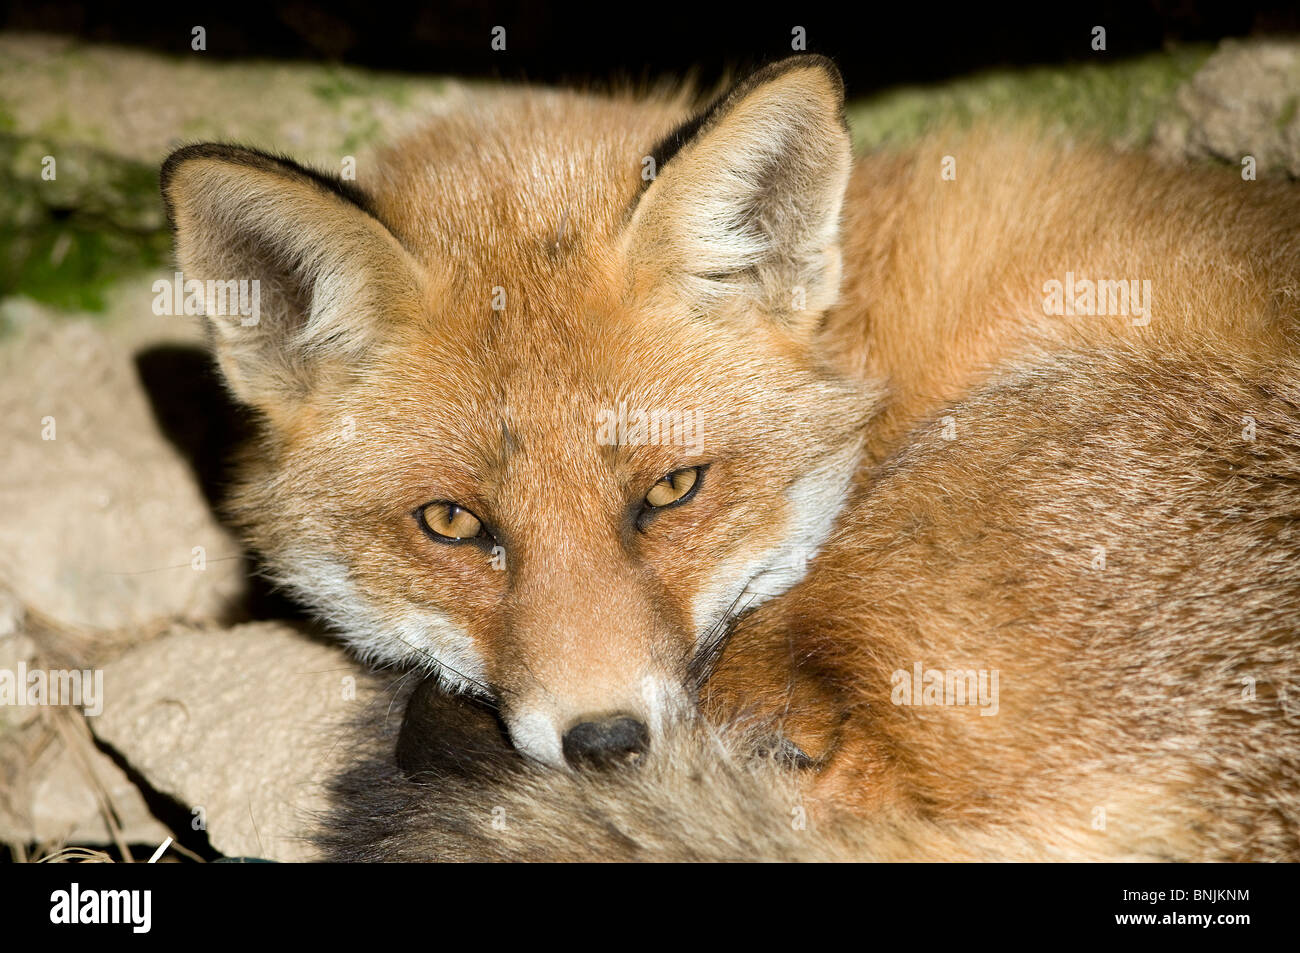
[417, 502, 485, 542]
[645, 467, 701, 509]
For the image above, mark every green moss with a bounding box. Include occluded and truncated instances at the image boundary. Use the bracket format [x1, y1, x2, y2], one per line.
[845, 46, 1212, 152]
[0, 224, 170, 312]
[312, 68, 368, 103]
[0, 135, 169, 313]
[311, 65, 443, 107]
[1277, 95, 1298, 132]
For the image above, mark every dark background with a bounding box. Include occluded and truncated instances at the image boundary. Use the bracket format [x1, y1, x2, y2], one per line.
[3, 1, 1299, 93]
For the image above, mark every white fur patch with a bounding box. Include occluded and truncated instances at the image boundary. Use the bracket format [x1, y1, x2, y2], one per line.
[503, 675, 689, 767]
[278, 551, 487, 695]
[508, 709, 566, 768]
[690, 441, 860, 645]
[641, 675, 685, 736]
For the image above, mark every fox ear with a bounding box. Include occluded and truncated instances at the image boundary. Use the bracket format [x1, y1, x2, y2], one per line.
[160, 145, 423, 410]
[626, 56, 851, 328]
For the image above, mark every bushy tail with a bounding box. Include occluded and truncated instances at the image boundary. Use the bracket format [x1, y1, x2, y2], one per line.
[315, 679, 1121, 862]
[315, 678, 859, 862]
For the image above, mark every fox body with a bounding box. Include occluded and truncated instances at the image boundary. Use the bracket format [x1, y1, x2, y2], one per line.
[161, 57, 1300, 858]
[702, 124, 1300, 860]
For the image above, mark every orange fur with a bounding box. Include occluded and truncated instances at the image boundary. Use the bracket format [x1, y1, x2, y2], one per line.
[162, 58, 1300, 858]
[702, 129, 1300, 860]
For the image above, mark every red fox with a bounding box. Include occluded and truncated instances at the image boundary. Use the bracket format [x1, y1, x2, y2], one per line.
[162, 56, 1300, 859]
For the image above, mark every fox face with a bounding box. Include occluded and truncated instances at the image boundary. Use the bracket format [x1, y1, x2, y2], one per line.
[162, 56, 876, 767]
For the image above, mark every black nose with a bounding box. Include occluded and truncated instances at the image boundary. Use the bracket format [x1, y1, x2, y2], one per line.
[562, 715, 650, 769]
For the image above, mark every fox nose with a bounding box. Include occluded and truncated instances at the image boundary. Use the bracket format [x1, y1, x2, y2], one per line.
[561, 714, 650, 769]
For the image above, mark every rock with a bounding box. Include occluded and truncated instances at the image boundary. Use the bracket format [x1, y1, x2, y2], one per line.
[0, 34, 456, 169]
[0, 35, 461, 310]
[845, 46, 1211, 153]
[0, 620, 170, 850]
[1154, 39, 1300, 176]
[0, 296, 247, 644]
[0, 285, 257, 854]
[27, 725, 173, 848]
[89, 622, 380, 862]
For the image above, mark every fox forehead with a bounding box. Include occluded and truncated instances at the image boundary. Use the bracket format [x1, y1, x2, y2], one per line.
[312, 96, 795, 490]
[366, 88, 693, 266]
[284, 182, 839, 500]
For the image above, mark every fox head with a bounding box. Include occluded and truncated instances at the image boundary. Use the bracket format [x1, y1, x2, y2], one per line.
[161, 56, 876, 768]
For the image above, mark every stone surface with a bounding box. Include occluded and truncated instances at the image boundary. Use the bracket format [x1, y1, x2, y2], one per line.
[0, 289, 251, 853]
[28, 725, 172, 847]
[0, 619, 170, 849]
[1154, 39, 1300, 176]
[89, 622, 379, 862]
[0, 294, 247, 640]
[0, 34, 457, 168]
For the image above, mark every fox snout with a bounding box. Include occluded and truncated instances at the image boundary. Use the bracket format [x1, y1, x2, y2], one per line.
[502, 669, 691, 770]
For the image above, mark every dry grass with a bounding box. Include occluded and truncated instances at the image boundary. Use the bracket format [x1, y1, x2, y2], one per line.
[2, 612, 206, 863]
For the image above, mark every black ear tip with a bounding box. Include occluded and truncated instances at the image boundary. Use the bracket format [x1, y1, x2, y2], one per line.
[792, 54, 845, 92]
[739, 54, 845, 104]
[646, 54, 848, 176]
[159, 142, 253, 205]
[157, 142, 382, 224]
[161, 142, 240, 181]
[160, 142, 203, 192]
[159, 143, 255, 227]
[159, 143, 212, 224]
